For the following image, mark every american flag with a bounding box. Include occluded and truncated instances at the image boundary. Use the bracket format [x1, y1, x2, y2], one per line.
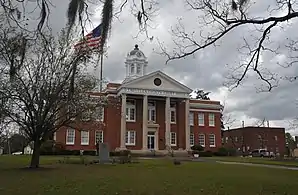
[74, 24, 102, 52]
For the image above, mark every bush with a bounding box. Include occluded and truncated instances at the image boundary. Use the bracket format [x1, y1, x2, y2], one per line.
[199, 150, 213, 157]
[191, 145, 204, 152]
[214, 147, 238, 157]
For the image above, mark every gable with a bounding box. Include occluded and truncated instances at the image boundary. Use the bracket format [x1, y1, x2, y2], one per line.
[120, 71, 192, 93]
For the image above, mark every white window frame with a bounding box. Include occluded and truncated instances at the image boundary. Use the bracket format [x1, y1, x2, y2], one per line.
[94, 107, 104, 122]
[209, 134, 216, 147]
[66, 129, 75, 145]
[190, 133, 194, 146]
[95, 130, 104, 144]
[68, 105, 76, 120]
[82, 109, 91, 121]
[208, 113, 215, 127]
[170, 132, 177, 146]
[148, 101, 156, 122]
[170, 103, 176, 124]
[198, 113, 204, 126]
[189, 112, 194, 126]
[198, 134, 205, 147]
[274, 136, 278, 141]
[81, 131, 89, 145]
[125, 130, 136, 146]
[126, 100, 136, 122]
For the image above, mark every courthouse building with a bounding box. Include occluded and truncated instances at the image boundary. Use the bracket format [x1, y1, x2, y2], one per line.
[55, 45, 223, 153]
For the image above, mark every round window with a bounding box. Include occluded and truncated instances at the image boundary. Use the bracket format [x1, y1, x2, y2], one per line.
[154, 78, 162, 86]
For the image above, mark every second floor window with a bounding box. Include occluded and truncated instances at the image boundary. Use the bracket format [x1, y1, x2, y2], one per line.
[170, 103, 176, 123]
[198, 113, 204, 126]
[189, 112, 194, 126]
[148, 101, 156, 122]
[126, 100, 136, 122]
[209, 113, 215, 126]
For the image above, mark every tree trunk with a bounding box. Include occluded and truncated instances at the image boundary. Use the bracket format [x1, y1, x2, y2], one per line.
[30, 140, 41, 168]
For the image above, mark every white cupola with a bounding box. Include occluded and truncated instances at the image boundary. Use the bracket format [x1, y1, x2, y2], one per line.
[123, 44, 148, 83]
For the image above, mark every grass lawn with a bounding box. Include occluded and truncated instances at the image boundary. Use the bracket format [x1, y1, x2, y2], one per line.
[203, 156, 298, 167]
[0, 155, 298, 195]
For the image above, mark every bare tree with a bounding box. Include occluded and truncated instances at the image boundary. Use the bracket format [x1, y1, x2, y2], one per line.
[159, 0, 298, 92]
[0, 27, 108, 168]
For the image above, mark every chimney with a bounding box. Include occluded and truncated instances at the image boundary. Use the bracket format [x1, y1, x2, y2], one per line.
[242, 121, 244, 128]
[267, 120, 269, 127]
[228, 126, 230, 130]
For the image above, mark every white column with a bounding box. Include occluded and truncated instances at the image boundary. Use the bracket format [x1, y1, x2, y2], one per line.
[142, 95, 148, 150]
[185, 99, 191, 151]
[120, 94, 127, 149]
[165, 97, 171, 149]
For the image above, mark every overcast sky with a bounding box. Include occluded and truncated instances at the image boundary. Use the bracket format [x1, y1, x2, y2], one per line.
[19, 0, 298, 134]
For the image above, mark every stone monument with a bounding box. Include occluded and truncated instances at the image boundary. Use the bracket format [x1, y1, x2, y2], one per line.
[99, 143, 110, 164]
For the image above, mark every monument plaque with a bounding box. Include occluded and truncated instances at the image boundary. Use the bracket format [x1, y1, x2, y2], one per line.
[99, 143, 110, 164]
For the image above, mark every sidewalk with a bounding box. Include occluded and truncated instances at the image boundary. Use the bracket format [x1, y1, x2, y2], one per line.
[217, 161, 298, 170]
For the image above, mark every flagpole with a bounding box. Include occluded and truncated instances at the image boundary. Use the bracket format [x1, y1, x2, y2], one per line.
[99, 51, 103, 92]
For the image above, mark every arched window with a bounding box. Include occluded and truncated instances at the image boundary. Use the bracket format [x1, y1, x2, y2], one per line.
[130, 64, 135, 75]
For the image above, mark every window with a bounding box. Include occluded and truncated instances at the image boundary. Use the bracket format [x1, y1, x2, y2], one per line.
[136, 64, 141, 74]
[190, 133, 194, 146]
[235, 136, 238, 142]
[198, 113, 204, 126]
[209, 134, 215, 147]
[225, 137, 228, 143]
[68, 105, 76, 120]
[66, 129, 75, 145]
[148, 101, 156, 122]
[81, 131, 89, 145]
[274, 136, 278, 141]
[189, 112, 194, 126]
[208, 113, 215, 126]
[130, 64, 135, 75]
[93, 107, 104, 121]
[170, 132, 177, 146]
[95, 131, 104, 144]
[82, 109, 91, 121]
[53, 132, 56, 141]
[125, 131, 136, 145]
[170, 103, 176, 123]
[198, 134, 205, 147]
[126, 100, 136, 122]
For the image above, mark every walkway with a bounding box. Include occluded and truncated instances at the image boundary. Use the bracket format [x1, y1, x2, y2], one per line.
[216, 161, 298, 171]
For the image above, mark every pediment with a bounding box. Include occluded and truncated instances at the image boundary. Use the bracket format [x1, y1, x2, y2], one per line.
[119, 71, 193, 93]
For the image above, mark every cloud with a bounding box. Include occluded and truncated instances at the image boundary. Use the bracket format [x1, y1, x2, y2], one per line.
[4, 0, 298, 135]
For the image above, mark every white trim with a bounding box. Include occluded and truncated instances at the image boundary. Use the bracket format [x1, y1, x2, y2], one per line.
[126, 100, 136, 122]
[170, 132, 177, 146]
[53, 132, 56, 141]
[119, 70, 193, 93]
[198, 113, 204, 126]
[170, 106, 176, 124]
[81, 131, 89, 145]
[95, 130, 104, 144]
[189, 109, 221, 113]
[118, 87, 190, 98]
[189, 112, 194, 126]
[198, 134, 205, 147]
[190, 103, 222, 110]
[209, 134, 216, 147]
[148, 101, 156, 122]
[66, 129, 75, 145]
[125, 130, 136, 146]
[208, 113, 215, 127]
[106, 94, 117, 97]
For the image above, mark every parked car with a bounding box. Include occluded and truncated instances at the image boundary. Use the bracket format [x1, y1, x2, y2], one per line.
[251, 149, 275, 158]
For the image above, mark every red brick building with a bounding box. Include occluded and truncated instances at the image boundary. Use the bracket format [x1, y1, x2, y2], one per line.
[222, 126, 286, 156]
[54, 45, 222, 153]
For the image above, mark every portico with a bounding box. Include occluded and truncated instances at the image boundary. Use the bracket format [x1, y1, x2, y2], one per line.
[117, 70, 193, 152]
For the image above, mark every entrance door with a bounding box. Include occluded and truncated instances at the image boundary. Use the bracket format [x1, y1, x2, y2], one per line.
[147, 132, 155, 150]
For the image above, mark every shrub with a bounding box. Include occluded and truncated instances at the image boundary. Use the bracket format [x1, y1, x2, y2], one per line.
[199, 150, 213, 157]
[191, 145, 204, 152]
[214, 147, 238, 156]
